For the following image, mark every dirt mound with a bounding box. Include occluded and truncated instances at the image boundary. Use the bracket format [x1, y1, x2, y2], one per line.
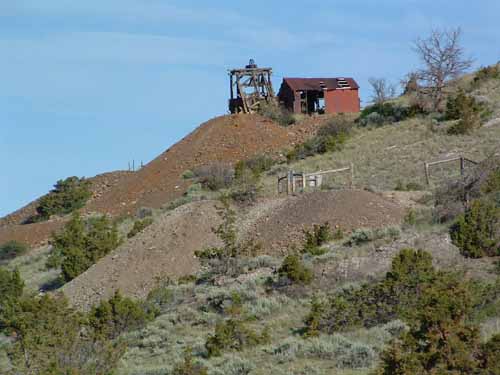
[0, 218, 65, 248]
[83, 114, 318, 217]
[0, 171, 134, 247]
[245, 190, 405, 254]
[63, 190, 404, 310]
[62, 200, 223, 310]
[1, 171, 133, 228]
[1, 114, 320, 246]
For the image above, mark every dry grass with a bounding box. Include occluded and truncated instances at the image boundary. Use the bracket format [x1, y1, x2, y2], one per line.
[5, 246, 60, 292]
[116, 269, 385, 375]
[261, 117, 500, 196]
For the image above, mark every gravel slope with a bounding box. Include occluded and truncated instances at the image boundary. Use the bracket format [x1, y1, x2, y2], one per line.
[63, 190, 405, 310]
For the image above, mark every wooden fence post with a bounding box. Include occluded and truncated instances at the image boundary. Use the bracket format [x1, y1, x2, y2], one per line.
[302, 173, 306, 192]
[424, 163, 430, 186]
[287, 171, 294, 195]
[350, 163, 354, 189]
[460, 157, 465, 176]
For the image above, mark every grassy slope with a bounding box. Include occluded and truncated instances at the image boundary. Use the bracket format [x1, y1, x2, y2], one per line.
[261, 65, 500, 196]
[116, 226, 499, 375]
[117, 70, 500, 375]
[2, 68, 499, 374]
[117, 270, 397, 375]
[261, 119, 500, 196]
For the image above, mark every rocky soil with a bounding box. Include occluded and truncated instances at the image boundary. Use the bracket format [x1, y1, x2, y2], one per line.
[0, 114, 321, 246]
[62, 189, 406, 310]
[245, 190, 406, 254]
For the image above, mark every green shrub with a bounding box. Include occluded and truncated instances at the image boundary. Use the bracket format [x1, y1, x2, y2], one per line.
[88, 291, 154, 340]
[182, 170, 196, 179]
[0, 241, 28, 262]
[0, 268, 24, 329]
[194, 164, 234, 191]
[332, 227, 344, 240]
[173, 347, 208, 375]
[33, 176, 92, 221]
[0, 271, 137, 374]
[446, 89, 480, 120]
[146, 284, 173, 312]
[235, 155, 276, 179]
[403, 208, 418, 226]
[304, 249, 436, 334]
[230, 167, 261, 204]
[47, 213, 121, 282]
[304, 295, 325, 337]
[346, 228, 371, 246]
[165, 195, 195, 211]
[450, 199, 500, 258]
[446, 89, 483, 135]
[472, 65, 500, 88]
[205, 319, 268, 357]
[278, 255, 313, 284]
[494, 260, 500, 276]
[4, 293, 124, 374]
[376, 272, 500, 375]
[196, 201, 260, 277]
[358, 102, 424, 127]
[0, 268, 24, 303]
[258, 101, 296, 127]
[287, 116, 353, 161]
[479, 334, 500, 372]
[269, 334, 377, 369]
[302, 223, 332, 256]
[395, 180, 424, 191]
[374, 272, 490, 375]
[345, 227, 400, 247]
[482, 169, 500, 195]
[467, 278, 500, 322]
[211, 355, 256, 375]
[127, 217, 154, 238]
[204, 290, 246, 316]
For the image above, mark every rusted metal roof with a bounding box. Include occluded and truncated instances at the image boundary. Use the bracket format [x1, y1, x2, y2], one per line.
[283, 77, 359, 91]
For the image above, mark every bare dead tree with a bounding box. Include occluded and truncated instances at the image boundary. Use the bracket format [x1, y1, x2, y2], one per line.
[368, 78, 396, 105]
[414, 27, 473, 111]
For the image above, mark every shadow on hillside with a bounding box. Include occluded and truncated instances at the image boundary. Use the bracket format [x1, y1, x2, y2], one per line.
[40, 277, 65, 292]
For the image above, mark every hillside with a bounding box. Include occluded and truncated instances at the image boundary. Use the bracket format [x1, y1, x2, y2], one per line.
[1, 65, 500, 375]
[62, 190, 405, 310]
[0, 114, 321, 247]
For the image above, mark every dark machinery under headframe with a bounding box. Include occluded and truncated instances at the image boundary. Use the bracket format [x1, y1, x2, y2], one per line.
[228, 59, 276, 114]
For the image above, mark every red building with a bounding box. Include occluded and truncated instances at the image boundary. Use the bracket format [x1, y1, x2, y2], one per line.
[278, 77, 360, 115]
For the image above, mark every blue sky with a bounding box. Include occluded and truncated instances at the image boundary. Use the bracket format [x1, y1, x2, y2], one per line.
[1, 0, 499, 216]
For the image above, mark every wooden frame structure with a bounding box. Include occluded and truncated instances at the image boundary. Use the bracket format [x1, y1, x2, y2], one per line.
[229, 59, 275, 114]
[278, 165, 354, 194]
[424, 156, 478, 185]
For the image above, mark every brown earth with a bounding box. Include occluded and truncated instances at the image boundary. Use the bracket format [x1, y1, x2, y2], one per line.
[0, 171, 134, 247]
[0, 171, 133, 228]
[1, 114, 321, 247]
[62, 190, 404, 310]
[62, 200, 223, 310]
[245, 190, 406, 254]
[83, 114, 319, 216]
